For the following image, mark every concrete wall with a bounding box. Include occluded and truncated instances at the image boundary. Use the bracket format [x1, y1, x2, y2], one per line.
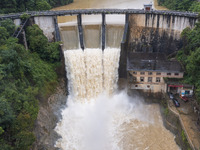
[14, 18, 21, 26]
[128, 14, 197, 54]
[34, 16, 55, 42]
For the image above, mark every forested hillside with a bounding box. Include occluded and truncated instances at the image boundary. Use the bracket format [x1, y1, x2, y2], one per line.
[158, 0, 200, 12]
[0, 19, 61, 150]
[0, 0, 73, 14]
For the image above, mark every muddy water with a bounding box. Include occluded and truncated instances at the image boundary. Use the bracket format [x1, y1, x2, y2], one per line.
[54, 1, 177, 150]
[52, 0, 153, 23]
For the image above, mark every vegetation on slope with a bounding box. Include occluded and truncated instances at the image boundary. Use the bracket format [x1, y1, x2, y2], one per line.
[0, 0, 73, 14]
[158, 0, 200, 12]
[177, 21, 200, 103]
[0, 19, 60, 150]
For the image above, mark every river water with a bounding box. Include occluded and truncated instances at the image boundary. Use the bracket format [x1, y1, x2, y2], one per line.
[54, 1, 179, 150]
[53, 0, 154, 23]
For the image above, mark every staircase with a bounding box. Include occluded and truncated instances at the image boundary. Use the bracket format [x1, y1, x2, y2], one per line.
[12, 18, 29, 38]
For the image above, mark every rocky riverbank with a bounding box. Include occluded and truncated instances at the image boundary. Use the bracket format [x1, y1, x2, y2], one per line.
[32, 78, 67, 150]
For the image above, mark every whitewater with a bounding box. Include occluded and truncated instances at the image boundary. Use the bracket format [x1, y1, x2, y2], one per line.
[54, 48, 179, 150]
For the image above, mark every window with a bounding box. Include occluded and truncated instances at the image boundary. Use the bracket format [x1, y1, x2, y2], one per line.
[156, 72, 161, 75]
[147, 85, 150, 88]
[167, 73, 171, 76]
[135, 85, 138, 87]
[133, 71, 137, 75]
[175, 73, 179, 76]
[133, 77, 137, 82]
[148, 77, 152, 82]
[148, 72, 152, 75]
[140, 72, 145, 75]
[156, 77, 160, 82]
[140, 77, 144, 82]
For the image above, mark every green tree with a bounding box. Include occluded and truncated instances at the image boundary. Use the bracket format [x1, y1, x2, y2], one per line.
[0, 98, 14, 128]
[0, 19, 60, 149]
[158, 0, 197, 11]
[0, 27, 9, 44]
[0, 19, 15, 36]
[177, 21, 200, 102]
[26, 24, 60, 63]
[189, 1, 200, 12]
[36, 0, 51, 10]
[0, 0, 17, 13]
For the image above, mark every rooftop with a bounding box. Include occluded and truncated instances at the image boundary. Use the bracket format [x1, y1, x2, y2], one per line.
[127, 52, 184, 73]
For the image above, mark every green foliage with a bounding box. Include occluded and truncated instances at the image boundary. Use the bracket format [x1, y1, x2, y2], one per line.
[189, 1, 200, 12]
[20, 13, 30, 20]
[0, 0, 73, 14]
[26, 24, 60, 63]
[0, 27, 9, 44]
[0, 139, 13, 150]
[164, 107, 169, 116]
[181, 129, 190, 149]
[0, 127, 4, 135]
[158, 0, 200, 12]
[0, 98, 15, 128]
[0, 0, 17, 14]
[15, 131, 35, 150]
[36, 0, 51, 11]
[0, 19, 60, 149]
[177, 22, 200, 103]
[0, 19, 15, 36]
[181, 129, 187, 142]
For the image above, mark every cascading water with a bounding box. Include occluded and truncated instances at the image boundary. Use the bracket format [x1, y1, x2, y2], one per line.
[55, 2, 178, 148]
[63, 48, 120, 101]
[55, 48, 179, 150]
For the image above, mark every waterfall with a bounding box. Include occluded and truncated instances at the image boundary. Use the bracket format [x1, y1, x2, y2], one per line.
[55, 11, 179, 150]
[55, 47, 179, 150]
[64, 48, 120, 101]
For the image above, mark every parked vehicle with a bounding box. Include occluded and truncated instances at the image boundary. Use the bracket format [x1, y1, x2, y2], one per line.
[180, 95, 189, 102]
[172, 98, 180, 107]
[169, 93, 174, 99]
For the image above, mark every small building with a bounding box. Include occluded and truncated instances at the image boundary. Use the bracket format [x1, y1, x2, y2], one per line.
[164, 78, 194, 97]
[127, 52, 185, 94]
[144, 3, 153, 11]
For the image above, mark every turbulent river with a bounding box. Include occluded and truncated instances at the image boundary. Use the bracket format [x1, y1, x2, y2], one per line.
[54, 0, 179, 150]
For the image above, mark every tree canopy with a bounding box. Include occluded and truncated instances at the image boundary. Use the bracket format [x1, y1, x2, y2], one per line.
[0, 19, 60, 149]
[158, 0, 200, 12]
[0, 0, 73, 14]
[177, 22, 200, 102]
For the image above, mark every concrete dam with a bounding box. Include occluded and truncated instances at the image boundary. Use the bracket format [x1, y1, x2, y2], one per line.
[2, 9, 196, 78]
[1, 9, 198, 149]
[2, 9, 197, 52]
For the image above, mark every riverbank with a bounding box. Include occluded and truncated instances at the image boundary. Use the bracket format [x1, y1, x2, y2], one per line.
[32, 78, 67, 150]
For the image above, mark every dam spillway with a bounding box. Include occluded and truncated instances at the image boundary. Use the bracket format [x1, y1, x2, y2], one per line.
[55, 47, 180, 150]
[37, 2, 200, 148]
[54, 14, 180, 149]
